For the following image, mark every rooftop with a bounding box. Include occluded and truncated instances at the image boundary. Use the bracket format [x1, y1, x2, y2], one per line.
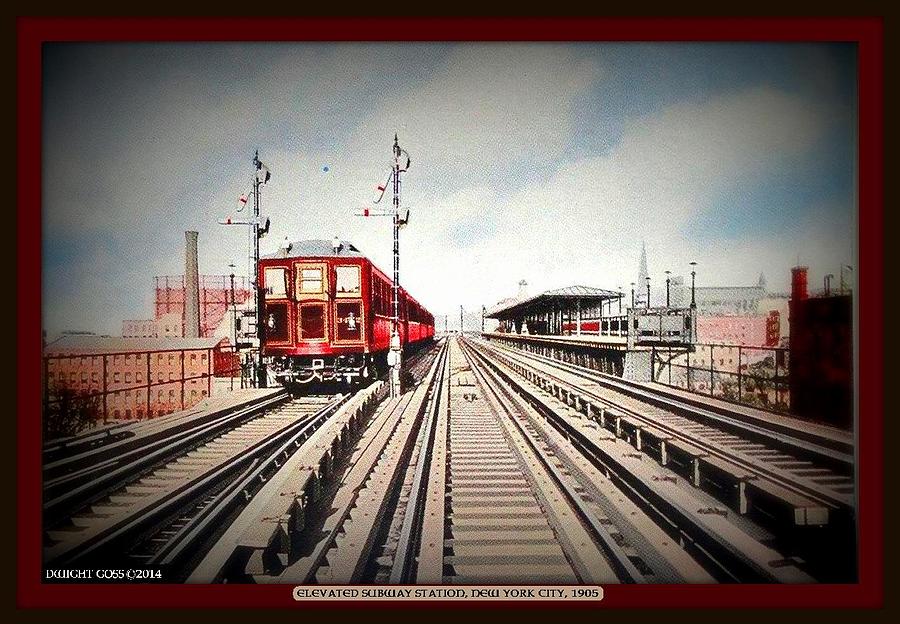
[487, 285, 623, 320]
[44, 335, 225, 356]
[262, 239, 366, 260]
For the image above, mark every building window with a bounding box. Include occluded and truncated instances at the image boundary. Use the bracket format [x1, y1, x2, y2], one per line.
[335, 265, 361, 296]
[201, 353, 207, 361]
[80, 372, 87, 383]
[125, 372, 132, 383]
[136, 372, 142, 383]
[191, 353, 197, 362]
[113, 372, 120, 383]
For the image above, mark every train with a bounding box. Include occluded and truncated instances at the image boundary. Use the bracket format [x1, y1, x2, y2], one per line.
[259, 239, 435, 389]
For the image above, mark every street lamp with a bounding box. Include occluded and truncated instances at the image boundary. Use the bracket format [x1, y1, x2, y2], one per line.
[665, 270, 671, 307]
[689, 262, 698, 308]
[645, 276, 651, 309]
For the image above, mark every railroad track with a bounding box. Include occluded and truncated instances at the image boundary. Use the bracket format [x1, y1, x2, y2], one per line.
[236, 337, 812, 585]
[472, 338, 854, 514]
[467, 336, 857, 581]
[44, 394, 348, 572]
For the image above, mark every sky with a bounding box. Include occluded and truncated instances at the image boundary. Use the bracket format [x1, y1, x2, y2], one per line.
[42, 42, 857, 336]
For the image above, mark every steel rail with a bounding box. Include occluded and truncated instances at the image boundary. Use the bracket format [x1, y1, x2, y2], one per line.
[486, 338, 852, 463]
[475, 340, 852, 513]
[147, 393, 352, 570]
[464, 339, 814, 583]
[460, 340, 646, 583]
[44, 391, 289, 519]
[388, 342, 449, 583]
[49, 395, 348, 567]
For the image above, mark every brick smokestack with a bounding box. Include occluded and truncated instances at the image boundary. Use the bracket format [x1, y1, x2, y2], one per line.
[184, 231, 201, 338]
[791, 266, 809, 301]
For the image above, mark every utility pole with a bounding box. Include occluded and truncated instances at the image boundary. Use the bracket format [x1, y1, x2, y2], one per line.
[630, 282, 635, 309]
[459, 305, 464, 336]
[481, 305, 486, 333]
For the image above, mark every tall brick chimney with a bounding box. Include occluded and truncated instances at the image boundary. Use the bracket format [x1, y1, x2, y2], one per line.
[184, 231, 201, 338]
[791, 266, 808, 301]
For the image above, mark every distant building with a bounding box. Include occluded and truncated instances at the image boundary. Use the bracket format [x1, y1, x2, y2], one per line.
[43, 335, 231, 422]
[121, 275, 251, 339]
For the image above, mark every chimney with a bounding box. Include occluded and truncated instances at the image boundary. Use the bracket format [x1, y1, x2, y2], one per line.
[791, 266, 808, 302]
[517, 279, 528, 300]
[184, 231, 201, 338]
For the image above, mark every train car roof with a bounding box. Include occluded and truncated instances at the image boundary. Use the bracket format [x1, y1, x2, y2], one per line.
[262, 239, 367, 260]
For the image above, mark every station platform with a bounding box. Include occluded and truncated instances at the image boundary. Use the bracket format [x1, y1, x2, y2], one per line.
[483, 331, 632, 350]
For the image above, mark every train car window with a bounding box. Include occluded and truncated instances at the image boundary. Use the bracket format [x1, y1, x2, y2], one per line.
[335, 265, 361, 296]
[299, 304, 326, 340]
[297, 267, 323, 295]
[336, 302, 362, 342]
[264, 267, 287, 298]
[265, 302, 289, 342]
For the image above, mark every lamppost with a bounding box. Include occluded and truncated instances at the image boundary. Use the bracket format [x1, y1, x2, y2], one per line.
[645, 276, 651, 308]
[690, 262, 698, 308]
[630, 282, 635, 308]
[665, 270, 671, 307]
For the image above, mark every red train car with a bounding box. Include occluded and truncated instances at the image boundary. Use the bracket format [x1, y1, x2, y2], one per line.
[259, 239, 434, 386]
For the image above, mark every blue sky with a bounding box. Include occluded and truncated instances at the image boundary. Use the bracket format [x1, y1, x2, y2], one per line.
[42, 43, 856, 335]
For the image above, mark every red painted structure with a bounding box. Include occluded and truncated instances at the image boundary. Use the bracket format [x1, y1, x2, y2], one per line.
[789, 266, 853, 429]
[259, 240, 434, 385]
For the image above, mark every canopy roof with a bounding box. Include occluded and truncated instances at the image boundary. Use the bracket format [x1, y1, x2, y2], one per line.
[487, 285, 623, 320]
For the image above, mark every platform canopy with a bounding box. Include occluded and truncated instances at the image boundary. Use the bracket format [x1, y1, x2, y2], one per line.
[486, 285, 623, 321]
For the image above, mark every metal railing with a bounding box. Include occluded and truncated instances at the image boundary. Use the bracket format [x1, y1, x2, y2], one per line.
[651, 343, 790, 413]
[42, 346, 259, 435]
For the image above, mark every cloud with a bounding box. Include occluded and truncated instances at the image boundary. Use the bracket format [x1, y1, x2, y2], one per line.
[40, 44, 853, 335]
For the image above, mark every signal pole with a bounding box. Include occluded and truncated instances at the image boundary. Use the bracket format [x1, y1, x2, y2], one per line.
[252, 151, 267, 388]
[386, 135, 410, 398]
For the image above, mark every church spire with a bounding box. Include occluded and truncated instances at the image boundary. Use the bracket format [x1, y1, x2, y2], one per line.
[637, 241, 649, 301]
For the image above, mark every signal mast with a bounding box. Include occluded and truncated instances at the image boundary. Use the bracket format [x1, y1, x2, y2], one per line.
[357, 135, 411, 398]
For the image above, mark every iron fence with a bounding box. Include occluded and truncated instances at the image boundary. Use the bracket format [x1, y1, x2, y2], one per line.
[42, 346, 259, 430]
[651, 343, 790, 413]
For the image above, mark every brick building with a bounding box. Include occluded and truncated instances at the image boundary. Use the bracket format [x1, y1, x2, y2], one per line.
[43, 335, 231, 422]
[122, 275, 250, 339]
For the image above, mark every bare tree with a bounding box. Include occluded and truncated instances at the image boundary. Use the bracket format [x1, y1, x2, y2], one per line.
[43, 384, 102, 440]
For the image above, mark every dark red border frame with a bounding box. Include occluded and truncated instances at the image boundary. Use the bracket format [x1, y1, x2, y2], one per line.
[16, 17, 883, 609]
